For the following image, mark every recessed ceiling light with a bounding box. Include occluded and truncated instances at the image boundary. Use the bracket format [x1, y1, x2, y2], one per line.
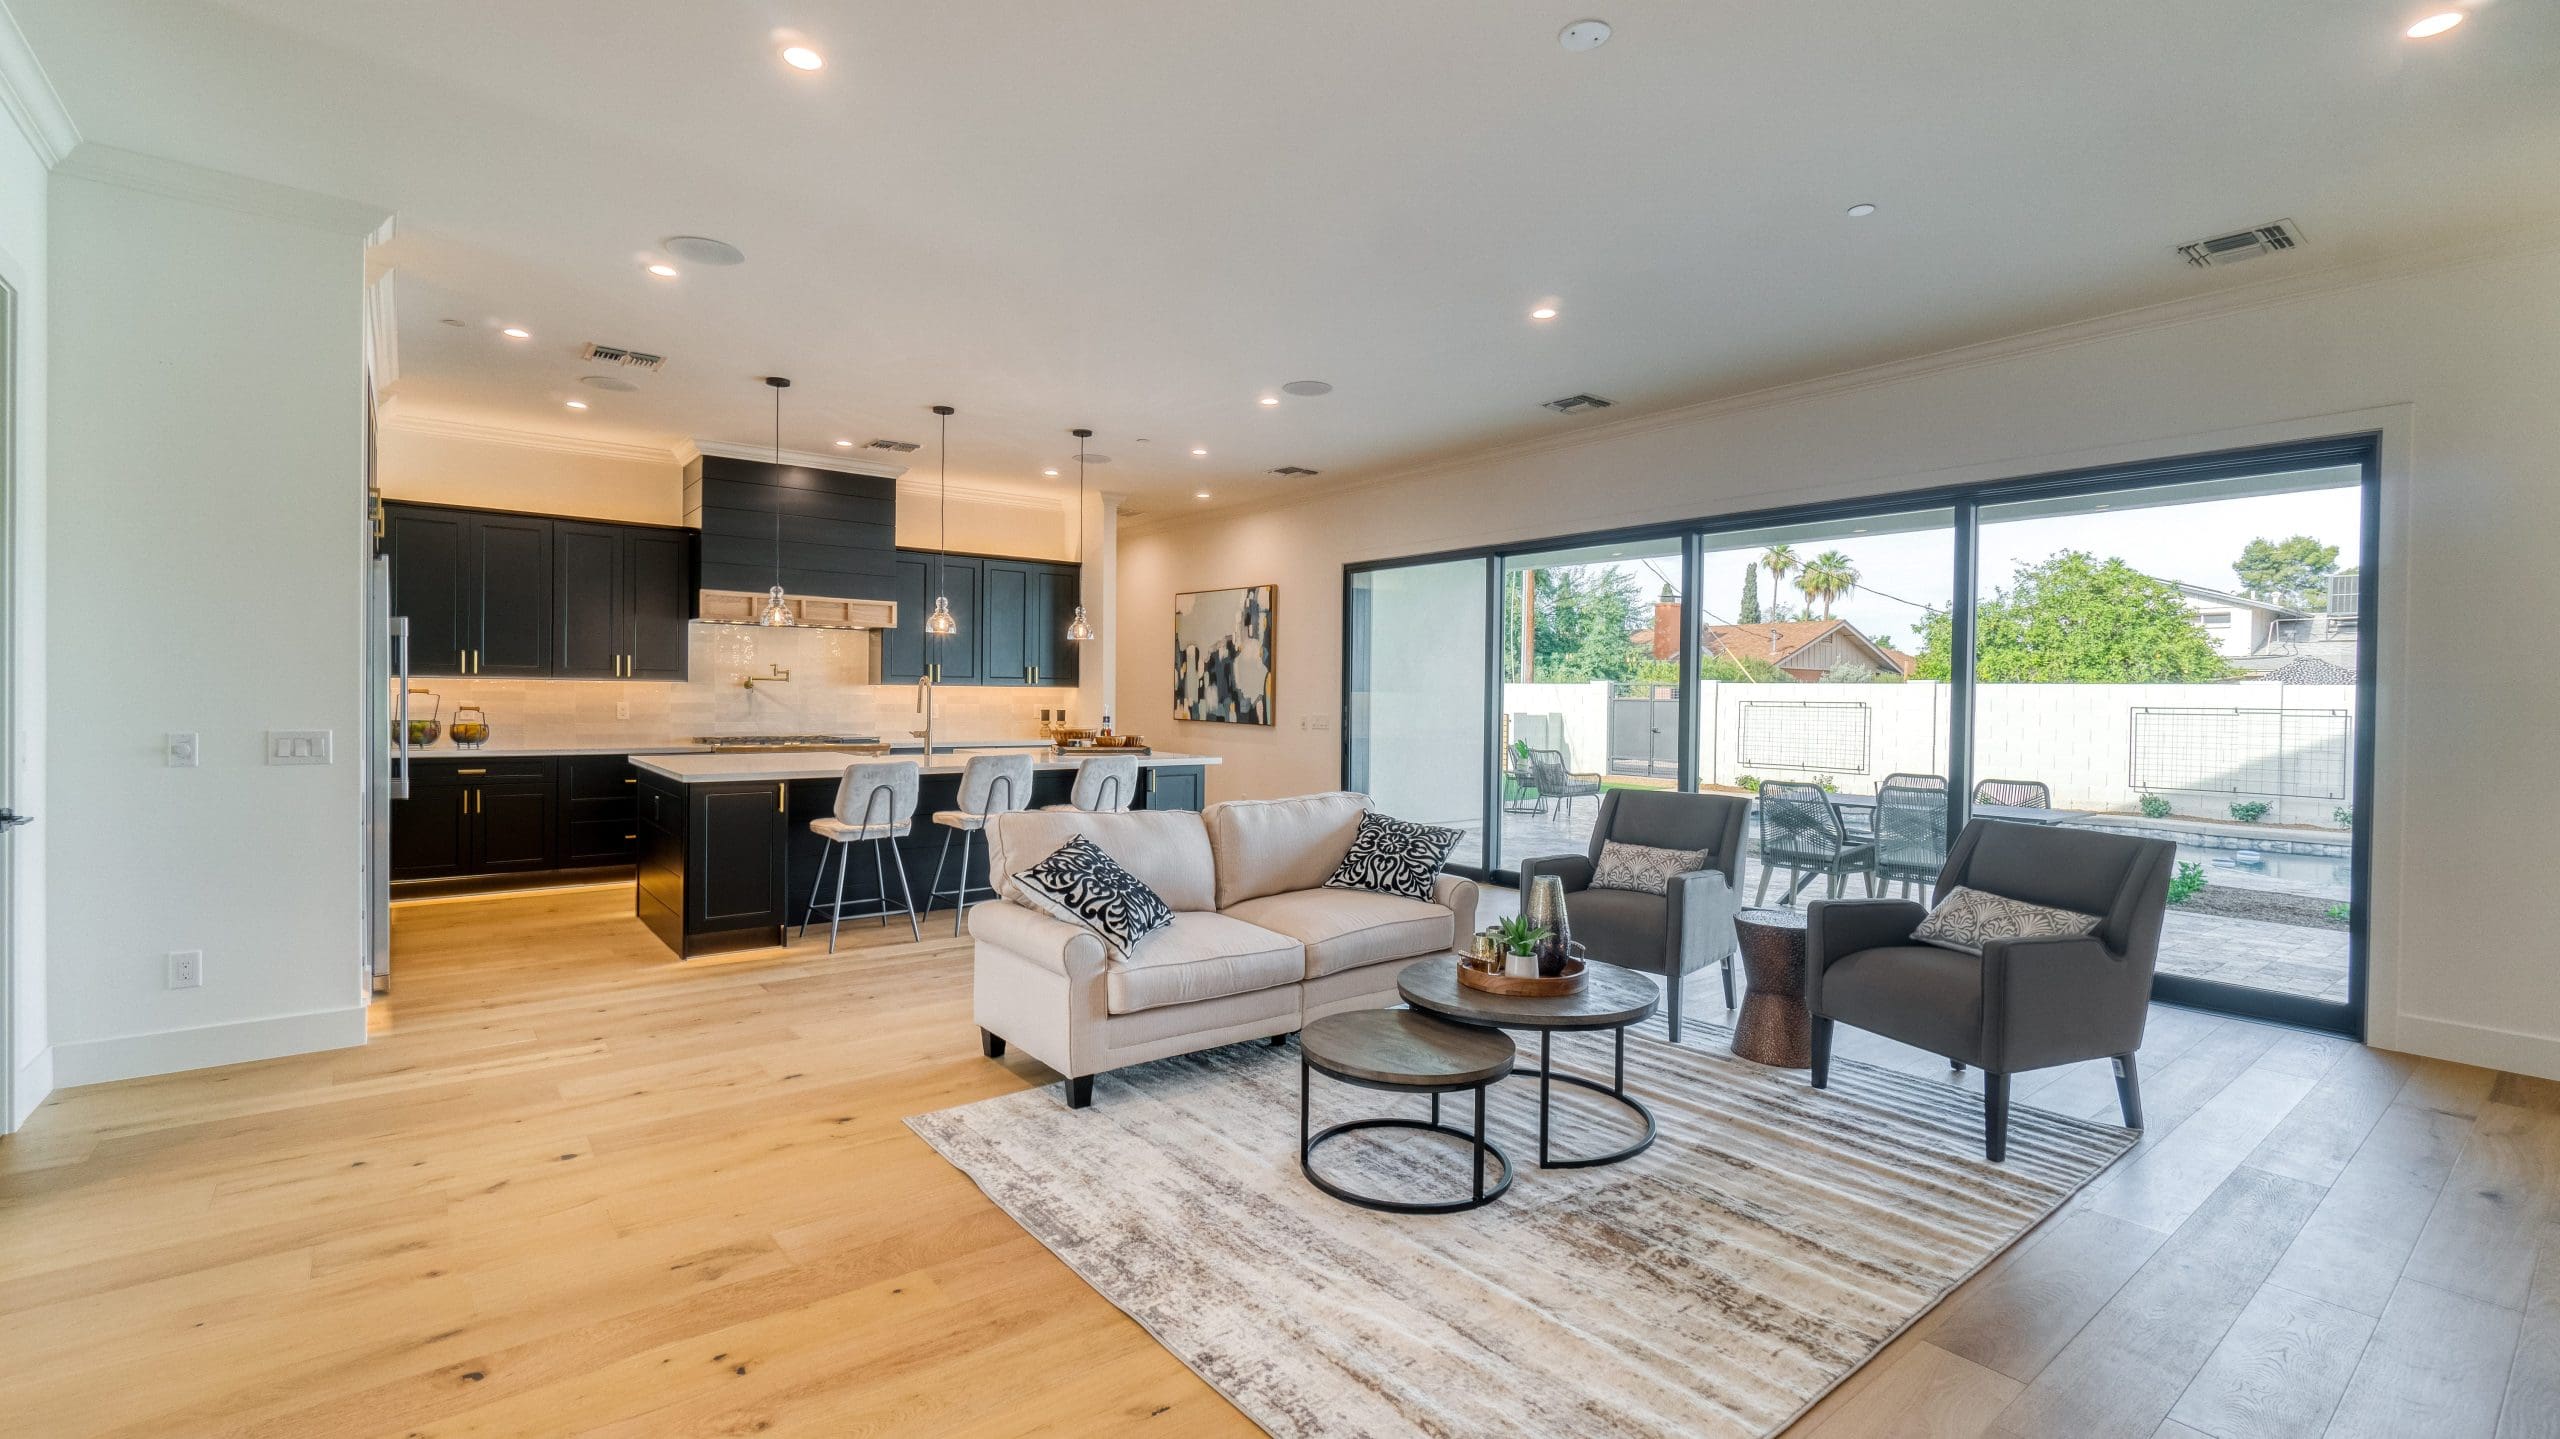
[578, 374, 638, 392]
[1280, 380, 1333, 397]
[1559, 19, 1612, 52]
[1531, 305, 1559, 320]
[564, 400, 588, 410]
[1042, 468, 1060, 476]
[646, 262, 679, 278]
[663, 235, 746, 266]
[1259, 395, 1280, 406]
[781, 44, 823, 70]
[1191, 447, 1209, 456]
[2406, 12, 2463, 37]
[1846, 203, 1878, 217]
[834, 439, 854, 447]
[501, 327, 530, 339]
[439, 317, 465, 328]
[1194, 491, 1212, 500]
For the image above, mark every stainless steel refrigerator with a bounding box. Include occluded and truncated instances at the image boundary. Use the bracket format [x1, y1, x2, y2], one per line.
[363, 555, 410, 994]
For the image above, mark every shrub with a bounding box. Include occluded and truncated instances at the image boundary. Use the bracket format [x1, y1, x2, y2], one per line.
[1734, 774, 1762, 794]
[2333, 805, 2354, 827]
[1810, 774, 1840, 793]
[2326, 903, 2352, 923]
[2167, 862, 2207, 905]
[2229, 800, 2272, 823]
[2138, 794, 2172, 819]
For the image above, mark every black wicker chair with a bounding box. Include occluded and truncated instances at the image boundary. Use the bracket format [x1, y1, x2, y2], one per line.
[1973, 778, 2052, 810]
[1752, 781, 1876, 905]
[1528, 747, 1605, 826]
[1871, 775, 1950, 898]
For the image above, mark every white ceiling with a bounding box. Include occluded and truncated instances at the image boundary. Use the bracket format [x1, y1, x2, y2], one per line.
[15, 1, 2559, 510]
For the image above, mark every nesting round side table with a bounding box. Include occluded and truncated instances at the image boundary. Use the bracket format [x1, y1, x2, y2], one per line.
[1730, 908, 1814, 1068]
[1298, 1009, 1517, 1213]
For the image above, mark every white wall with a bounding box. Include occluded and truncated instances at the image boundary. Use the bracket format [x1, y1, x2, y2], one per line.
[378, 425, 679, 525]
[45, 158, 380, 1085]
[1117, 237, 2560, 1081]
[0, 70, 51, 1128]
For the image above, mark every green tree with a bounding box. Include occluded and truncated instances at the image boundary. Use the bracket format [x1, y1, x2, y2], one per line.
[2233, 535, 2341, 610]
[1503, 565, 1648, 684]
[1700, 653, 1793, 683]
[1913, 550, 2235, 682]
[1738, 563, 1762, 623]
[1798, 550, 1859, 619]
[1759, 544, 1797, 621]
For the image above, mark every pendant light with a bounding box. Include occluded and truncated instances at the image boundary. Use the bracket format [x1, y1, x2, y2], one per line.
[924, 405, 959, 637]
[757, 376, 795, 627]
[1064, 428, 1097, 642]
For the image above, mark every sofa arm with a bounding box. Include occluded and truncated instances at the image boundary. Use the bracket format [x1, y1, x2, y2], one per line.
[1980, 934, 2148, 1072]
[1433, 871, 1480, 941]
[967, 899, 1106, 980]
[1666, 869, 1738, 975]
[1804, 897, 1926, 1013]
[1518, 852, 1594, 893]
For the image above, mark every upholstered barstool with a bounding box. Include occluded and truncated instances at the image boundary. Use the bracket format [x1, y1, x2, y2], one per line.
[801, 760, 922, 949]
[927, 752, 1034, 934]
[1042, 754, 1139, 814]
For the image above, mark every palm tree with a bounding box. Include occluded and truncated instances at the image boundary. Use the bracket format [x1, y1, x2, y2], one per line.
[1799, 550, 1859, 619]
[1758, 544, 1798, 620]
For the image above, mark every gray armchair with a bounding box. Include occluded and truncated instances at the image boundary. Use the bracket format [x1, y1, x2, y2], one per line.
[1806, 819, 2174, 1162]
[1519, 789, 1750, 1043]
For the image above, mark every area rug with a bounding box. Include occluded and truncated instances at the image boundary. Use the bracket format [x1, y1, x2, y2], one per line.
[908, 1023, 2134, 1438]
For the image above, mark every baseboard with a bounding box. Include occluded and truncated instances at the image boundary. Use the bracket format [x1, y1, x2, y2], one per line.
[52, 1006, 369, 1089]
[2390, 1012, 2560, 1084]
[7, 1044, 52, 1130]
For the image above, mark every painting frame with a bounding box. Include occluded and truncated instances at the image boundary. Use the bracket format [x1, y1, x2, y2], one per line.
[1174, 584, 1277, 726]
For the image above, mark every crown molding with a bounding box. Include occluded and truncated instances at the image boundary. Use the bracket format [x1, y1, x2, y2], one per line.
[684, 438, 907, 480]
[0, 3, 78, 166]
[52, 142, 389, 236]
[1125, 217, 2560, 538]
[379, 408, 685, 466]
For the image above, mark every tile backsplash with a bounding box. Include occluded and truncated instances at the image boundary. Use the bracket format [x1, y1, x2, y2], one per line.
[407, 624, 1079, 748]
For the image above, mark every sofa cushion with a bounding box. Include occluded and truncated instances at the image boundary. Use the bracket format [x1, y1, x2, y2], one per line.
[1203, 791, 1369, 910]
[1010, 834, 1174, 958]
[985, 809, 1217, 914]
[1563, 885, 1667, 969]
[1104, 911, 1306, 1015]
[1223, 887, 1456, 980]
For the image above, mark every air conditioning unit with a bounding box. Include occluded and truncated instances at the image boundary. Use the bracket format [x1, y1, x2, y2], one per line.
[1543, 393, 1615, 414]
[1268, 465, 1320, 477]
[2176, 220, 2304, 268]
[865, 438, 920, 453]
[578, 342, 667, 371]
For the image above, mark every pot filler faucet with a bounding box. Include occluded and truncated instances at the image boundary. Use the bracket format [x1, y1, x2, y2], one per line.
[742, 664, 792, 690]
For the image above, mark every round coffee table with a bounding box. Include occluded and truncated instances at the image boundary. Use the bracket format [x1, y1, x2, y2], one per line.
[1298, 1009, 1517, 1213]
[1397, 955, 1660, 1169]
[1730, 908, 1813, 1068]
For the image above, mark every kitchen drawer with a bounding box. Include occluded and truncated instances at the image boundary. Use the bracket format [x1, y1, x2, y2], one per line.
[411, 756, 553, 785]
[559, 755, 641, 800]
[562, 817, 641, 868]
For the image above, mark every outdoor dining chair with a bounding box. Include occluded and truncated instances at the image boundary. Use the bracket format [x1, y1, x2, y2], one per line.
[1528, 747, 1605, 826]
[1871, 775, 1951, 898]
[1973, 778, 2052, 810]
[1754, 781, 1877, 905]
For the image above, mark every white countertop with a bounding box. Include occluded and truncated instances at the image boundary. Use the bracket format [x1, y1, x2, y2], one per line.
[406, 737, 1056, 760]
[631, 749, 1220, 783]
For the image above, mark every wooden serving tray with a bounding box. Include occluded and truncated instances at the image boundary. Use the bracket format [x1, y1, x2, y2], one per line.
[1457, 957, 1588, 997]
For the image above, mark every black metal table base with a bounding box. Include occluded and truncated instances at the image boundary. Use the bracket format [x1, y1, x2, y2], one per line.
[1299, 1062, 1512, 1214]
[1521, 1027, 1658, 1170]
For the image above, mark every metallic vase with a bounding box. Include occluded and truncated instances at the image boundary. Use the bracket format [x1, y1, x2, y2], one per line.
[1524, 874, 1572, 977]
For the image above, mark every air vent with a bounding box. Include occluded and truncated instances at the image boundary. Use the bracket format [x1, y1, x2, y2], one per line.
[578, 342, 667, 371]
[1269, 465, 1320, 477]
[1543, 393, 1615, 414]
[2176, 219, 2304, 268]
[865, 438, 920, 453]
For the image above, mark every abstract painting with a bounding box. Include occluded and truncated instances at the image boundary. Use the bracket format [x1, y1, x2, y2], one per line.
[1175, 585, 1275, 725]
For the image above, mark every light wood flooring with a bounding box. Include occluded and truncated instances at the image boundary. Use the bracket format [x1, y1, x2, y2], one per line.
[0, 884, 2551, 1438]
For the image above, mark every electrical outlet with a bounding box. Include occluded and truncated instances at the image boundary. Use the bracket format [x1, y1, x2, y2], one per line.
[616, 699, 630, 720]
[165, 732, 199, 767]
[266, 730, 333, 765]
[166, 950, 204, 989]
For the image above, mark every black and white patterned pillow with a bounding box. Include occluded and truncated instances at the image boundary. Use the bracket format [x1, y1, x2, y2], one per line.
[1012, 834, 1173, 957]
[1324, 811, 1462, 902]
[1590, 839, 1710, 895]
[1911, 885, 2101, 955]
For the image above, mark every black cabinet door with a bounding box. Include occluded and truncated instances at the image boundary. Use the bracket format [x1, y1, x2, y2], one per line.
[1141, 766, 1206, 813]
[622, 529, 694, 681]
[1041, 565, 1084, 688]
[882, 553, 933, 684]
[916, 555, 983, 683]
[471, 777, 557, 872]
[469, 514, 553, 676]
[558, 756, 640, 866]
[551, 521, 623, 679]
[691, 783, 787, 929]
[980, 560, 1036, 686]
[385, 504, 472, 676]
[390, 781, 471, 879]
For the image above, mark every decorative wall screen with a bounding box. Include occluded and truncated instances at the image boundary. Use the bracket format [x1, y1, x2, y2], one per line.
[2128, 707, 2352, 800]
[1738, 701, 1871, 774]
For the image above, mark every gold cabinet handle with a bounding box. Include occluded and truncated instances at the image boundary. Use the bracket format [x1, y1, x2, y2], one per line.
[455, 767, 487, 775]
[623, 776, 636, 784]
[624, 833, 637, 841]
[776, 782, 787, 814]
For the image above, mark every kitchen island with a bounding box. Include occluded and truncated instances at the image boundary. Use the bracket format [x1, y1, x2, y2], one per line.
[628, 749, 1220, 958]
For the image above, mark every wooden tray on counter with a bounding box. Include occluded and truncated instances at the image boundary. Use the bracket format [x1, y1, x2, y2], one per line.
[1457, 956, 1588, 997]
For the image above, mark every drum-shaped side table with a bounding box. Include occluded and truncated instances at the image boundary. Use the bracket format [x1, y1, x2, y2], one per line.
[1299, 1009, 1517, 1213]
[1397, 956, 1660, 1169]
[1730, 908, 1814, 1067]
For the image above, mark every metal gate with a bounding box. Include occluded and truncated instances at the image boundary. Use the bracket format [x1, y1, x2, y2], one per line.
[1609, 694, 1680, 779]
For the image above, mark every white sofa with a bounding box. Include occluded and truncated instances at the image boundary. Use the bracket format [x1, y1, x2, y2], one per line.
[970, 791, 1479, 1106]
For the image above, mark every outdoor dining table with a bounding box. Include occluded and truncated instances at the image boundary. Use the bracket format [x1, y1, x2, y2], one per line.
[1821, 792, 2087, 827]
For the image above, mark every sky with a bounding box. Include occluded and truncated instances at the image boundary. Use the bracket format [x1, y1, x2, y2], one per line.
[1560, 475, 2365, 653]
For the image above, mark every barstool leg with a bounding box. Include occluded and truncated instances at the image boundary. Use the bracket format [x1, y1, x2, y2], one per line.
[955, 828, 974, 936]
[892, 838, 920, 942]
[799, 841, 833, 939]
[827, 837, 851, 953]
[872, 839, 890, 929]
[929, 827, 954, 926]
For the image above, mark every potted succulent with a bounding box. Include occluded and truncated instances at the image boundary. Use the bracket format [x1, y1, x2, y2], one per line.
[1493, 914, 1550, 979]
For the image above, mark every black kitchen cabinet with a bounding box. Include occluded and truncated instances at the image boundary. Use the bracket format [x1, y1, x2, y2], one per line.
[687, 454, 897, 601]
[1140, 765, 1206, 813]
[930, 555, 982, 683]
[386, 501, 694, 681]
[882, 553, 934, 684]
[980, 560, 1036, 686]
[558, 755, 641, 867]
[881, 547, 1080, 688]
[1038, 566, 1084, 688]
[393, 757, 559, 880]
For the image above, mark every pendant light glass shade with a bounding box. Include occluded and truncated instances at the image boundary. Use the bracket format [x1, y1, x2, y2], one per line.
[1064, 605, 1096, 642]
[758, 377, 796, 627]
[928, 405, 958, 641]
[1066, 427, 1095, 643]
[925, 595, 957, 636]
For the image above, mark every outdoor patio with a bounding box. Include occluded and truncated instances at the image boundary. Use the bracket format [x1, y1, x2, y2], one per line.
[1460, 792, 2352, 1002]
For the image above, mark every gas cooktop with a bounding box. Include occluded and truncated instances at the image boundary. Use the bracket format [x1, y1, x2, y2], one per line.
[692, 734, 885, 751]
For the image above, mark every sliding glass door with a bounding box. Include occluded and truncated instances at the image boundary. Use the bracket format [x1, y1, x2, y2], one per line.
[1339, 436, 2377, 1035]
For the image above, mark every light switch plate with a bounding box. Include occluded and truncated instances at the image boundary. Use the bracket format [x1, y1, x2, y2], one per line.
[266, 730, 333, 765]
[165, 732, 199, 767]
